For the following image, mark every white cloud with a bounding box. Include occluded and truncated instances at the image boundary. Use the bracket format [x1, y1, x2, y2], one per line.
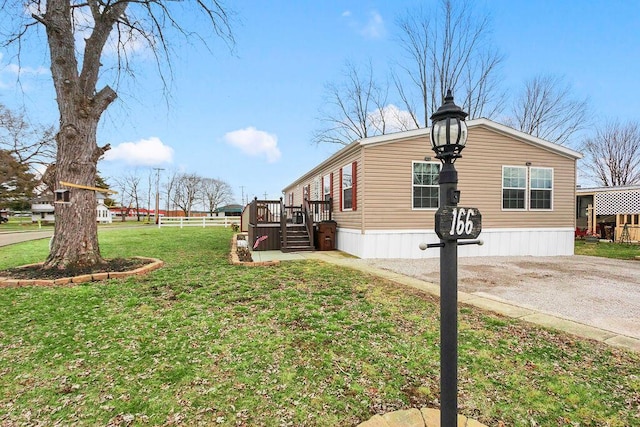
[3, 62, 48, 77]
[102, 137, 174, 166]
[368, 104, 418, 134]
[360, 11, 386, 39]
[223, 127, 281, 163]
[342, 10, 386, 40]
[0, 53, 49, 90]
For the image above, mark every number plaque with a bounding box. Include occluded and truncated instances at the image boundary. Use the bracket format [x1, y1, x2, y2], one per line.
[435, 207, 482, 240]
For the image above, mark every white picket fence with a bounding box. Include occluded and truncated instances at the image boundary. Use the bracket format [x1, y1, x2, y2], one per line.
[157, 216, 238, 228]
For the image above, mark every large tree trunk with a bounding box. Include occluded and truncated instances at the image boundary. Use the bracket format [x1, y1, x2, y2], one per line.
[45, 117, 103, 270]
[42, 0, 121, 270]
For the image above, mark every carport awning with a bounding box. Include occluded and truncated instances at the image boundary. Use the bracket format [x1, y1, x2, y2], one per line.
[595, 190, 640, 215]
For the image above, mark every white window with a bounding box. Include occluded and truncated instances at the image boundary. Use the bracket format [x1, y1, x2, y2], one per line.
[342, 164, 353, 210]
[530, 167, 553, 210]
[502, 166, 527, 210]
[313, 177, 321, 200]
[323, 174, 331, 202]
[413, 161, 440, 209]
[502, 166, 553, 210]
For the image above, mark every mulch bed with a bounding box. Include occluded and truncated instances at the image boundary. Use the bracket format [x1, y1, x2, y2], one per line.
[1, 258, 151, 280]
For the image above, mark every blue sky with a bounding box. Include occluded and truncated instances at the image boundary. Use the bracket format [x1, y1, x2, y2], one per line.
[1, 0, 639, 205]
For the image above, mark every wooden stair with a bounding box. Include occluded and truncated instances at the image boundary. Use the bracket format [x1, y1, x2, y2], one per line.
[282, 224, 314, 252]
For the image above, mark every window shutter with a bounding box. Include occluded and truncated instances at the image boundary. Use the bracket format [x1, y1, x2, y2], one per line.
[352, 161, 357, 211]
[339, 168, 343, 212]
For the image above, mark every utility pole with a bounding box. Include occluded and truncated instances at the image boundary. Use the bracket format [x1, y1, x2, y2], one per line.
[240, 185, 245, 205]
[153, 168, 164, 224]
[263, 191, 268, 200]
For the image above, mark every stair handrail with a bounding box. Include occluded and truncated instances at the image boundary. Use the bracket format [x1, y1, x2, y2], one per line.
[250, 197, 257, 226]
[248, 197, 258, 247]
[303, 198, 314, 248]
[280, 197, 287, 250]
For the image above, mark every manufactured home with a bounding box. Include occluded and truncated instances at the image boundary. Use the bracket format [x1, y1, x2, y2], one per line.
[576, 185, 640, 242]
[277, 118, 582, 259]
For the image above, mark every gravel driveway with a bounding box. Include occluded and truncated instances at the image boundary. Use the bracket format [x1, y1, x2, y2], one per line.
[360, 255, 640, 340]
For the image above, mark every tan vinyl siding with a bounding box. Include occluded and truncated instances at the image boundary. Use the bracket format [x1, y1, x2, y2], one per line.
[363, 126, 577, 230]
[283, 149, 363, 231]
[333, 154, 362, 231]
[363, 136, 434, 230]
[458, 127, 576, 228]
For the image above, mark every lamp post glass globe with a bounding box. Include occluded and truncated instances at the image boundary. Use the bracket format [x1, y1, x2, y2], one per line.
[430, 90, 468, 160]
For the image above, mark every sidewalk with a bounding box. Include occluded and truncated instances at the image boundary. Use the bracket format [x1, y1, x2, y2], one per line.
[0, 230, 53, 247]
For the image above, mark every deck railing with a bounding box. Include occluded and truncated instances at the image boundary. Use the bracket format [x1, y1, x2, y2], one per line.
[302, 199, 314, 248]
[283, 204, 303, 224]
[307, 199, 332, 223]
[248, 197, 283, 251]
[250, 198, 283, 224]
[280, 198, 288, 251]
[249, 197, 333, 251]
[158, 216, 237, 228]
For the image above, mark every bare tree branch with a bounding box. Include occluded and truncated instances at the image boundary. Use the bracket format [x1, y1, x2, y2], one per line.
[201, 177, 233, 215]
[313, 61, 391, 146]
[111, 169, 144, 221]
[173, 172, 202, 217]
[581, 121, 640, 186]
[394, 0, 505, 126]
[505, 74, 589, 146]
[0, 104, 56, 169]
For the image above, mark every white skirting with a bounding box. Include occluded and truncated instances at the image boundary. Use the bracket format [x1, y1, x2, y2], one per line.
[336, 227, 575, 259]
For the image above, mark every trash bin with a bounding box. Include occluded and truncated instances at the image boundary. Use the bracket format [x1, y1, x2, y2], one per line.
[294, 211, 304, 224]
[316, 220, 336, 251]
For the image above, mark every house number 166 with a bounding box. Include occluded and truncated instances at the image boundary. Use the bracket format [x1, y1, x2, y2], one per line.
[449, 208, 476, 236]
[435, 205, 482, 240]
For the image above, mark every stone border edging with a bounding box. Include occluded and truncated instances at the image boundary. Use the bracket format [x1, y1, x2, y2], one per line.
[229, 233, 279, 267]
[0, 256, 164, 288]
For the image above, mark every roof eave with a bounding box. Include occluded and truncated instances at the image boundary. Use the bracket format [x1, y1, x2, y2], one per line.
[468, 118, 583, 160]
[283, 118, 583, 192]
[282, 140, 360, 192]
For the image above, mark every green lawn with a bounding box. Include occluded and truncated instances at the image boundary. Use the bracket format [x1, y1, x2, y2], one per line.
[0, 216, 47, 231]
[575, 240, 640, 260]
[1, 228, 638, 426]
[0, 217, 151, 232]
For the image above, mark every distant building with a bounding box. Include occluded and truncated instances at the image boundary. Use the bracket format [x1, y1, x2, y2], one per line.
[95, 192, 112, 223]
[31, 191, 113, 224]
[214, 204, 243, 217]
[31, 194, 56, 223]
[576, 185, 640, 241]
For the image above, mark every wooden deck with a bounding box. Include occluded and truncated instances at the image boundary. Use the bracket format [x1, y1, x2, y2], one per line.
[247, 197, 332, 251]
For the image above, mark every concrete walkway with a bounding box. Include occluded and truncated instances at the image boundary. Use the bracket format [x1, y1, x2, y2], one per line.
[0, 230, 53, 247]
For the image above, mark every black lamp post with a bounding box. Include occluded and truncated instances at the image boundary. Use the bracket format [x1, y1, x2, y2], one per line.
[430, 90, 468, 426]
